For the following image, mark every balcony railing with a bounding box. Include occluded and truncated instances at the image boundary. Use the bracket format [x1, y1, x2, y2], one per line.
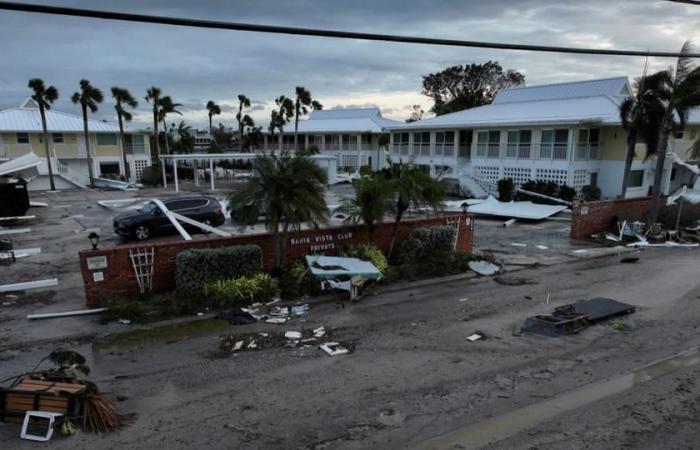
[575, 143, 600, 160]
[124, 144, 146, 154]
[414, 143, 430, 156]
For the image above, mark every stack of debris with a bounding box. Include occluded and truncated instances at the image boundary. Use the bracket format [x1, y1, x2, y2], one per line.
[598, 219, 699, 249]
[522, 297, 635, 336]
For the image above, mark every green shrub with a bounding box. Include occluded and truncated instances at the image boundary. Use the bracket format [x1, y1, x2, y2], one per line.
[559, 185, 577, 202]
[342, 244, 388, 273]
[397, 238, 425, 266]
[205, 273, 278, 306]
[101, 297, 156, 324]
[497, 178, 514, 202]
[140, 166, 162, 186]
[277, 261, 322, 300]
[581, 184, 601, 202]
[176, 245, 262, 296]
[397, 226, 454, 266]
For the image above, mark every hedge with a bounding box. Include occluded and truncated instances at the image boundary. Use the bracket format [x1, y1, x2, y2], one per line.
[175, 245, 262, 295]
[397, 226, 455, 265]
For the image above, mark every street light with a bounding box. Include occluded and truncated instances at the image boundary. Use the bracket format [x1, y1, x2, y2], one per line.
[88, 232, 100, 250]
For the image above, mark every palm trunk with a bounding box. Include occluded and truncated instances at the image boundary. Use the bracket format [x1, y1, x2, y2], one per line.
[619, 129, 637, 198]
[209, 116, 213, 141]
[118, 113, 130, 182]
[648, 127, 670, 224]
[294, 112, 299, 152]
[39, 107, 56, 191]
[162, 118, 170, 154]
[387, 209, 404, 260]
[152, 109, 160, 160]
[279, 222, 290, 270]
[83, 107, 95, 188]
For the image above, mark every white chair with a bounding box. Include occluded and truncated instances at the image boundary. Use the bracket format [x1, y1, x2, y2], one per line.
[20, 411, 63, 442]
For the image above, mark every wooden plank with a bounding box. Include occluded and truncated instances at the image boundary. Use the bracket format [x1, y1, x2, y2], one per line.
[0, 278, 58, 293]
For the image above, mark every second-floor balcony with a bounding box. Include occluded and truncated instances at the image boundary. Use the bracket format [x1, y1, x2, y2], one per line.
[574, 143, 600, 160]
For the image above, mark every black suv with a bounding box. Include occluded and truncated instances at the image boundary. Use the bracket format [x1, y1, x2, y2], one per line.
[113, 196, 226, 240]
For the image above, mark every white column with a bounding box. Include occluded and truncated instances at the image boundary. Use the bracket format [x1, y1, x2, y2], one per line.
[161, 157, 167, 188]
[210, 159, 215, 191]
[173, 158, 179, 192]
[356, 134, 362, 171]
[194, 160, 199, 187]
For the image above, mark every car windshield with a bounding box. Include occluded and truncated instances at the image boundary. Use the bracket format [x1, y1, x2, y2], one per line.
[140, 201, 159, 214]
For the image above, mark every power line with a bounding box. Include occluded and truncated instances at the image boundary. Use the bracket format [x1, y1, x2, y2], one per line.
[0, 1, 698, 58]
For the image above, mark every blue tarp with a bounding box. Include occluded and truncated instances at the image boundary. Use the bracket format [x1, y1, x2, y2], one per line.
[305, 255, 382, 280]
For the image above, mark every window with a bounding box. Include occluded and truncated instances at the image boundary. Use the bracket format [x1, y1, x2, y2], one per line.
[96, 133, 118, 146]
[361, 134, 373, 146]
[326, 135, 340, 150]
[414, 132, 430, 155]
[52, 133, 64, 143]
[16, 133, 29, 144]
[458, 130, 472, 158]
[477, 130, 500, 158]
[99, 162, 120, 175]
[576, 128, 600, 159]
[435, 131, 455, 157]
[628, 170, 644, 188]
[392, 132, 409, 155]
[540, 129, 569, 159]
[341, 134, 353, 150]
[506, 130, 531, 159]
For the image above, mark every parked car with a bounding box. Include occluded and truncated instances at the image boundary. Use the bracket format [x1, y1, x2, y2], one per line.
[113, 196, 225, 240]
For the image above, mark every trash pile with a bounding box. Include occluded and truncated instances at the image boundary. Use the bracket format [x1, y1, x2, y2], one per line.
[599, 219, 699, 249]
[218, 326, 352, 357]
[522, 297, 635, 336]
[216, 300, 310, 326]
[0, 350, 136, 441]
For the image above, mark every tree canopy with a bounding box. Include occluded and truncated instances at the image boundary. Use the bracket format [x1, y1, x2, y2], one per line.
[421, 61, 525, 115]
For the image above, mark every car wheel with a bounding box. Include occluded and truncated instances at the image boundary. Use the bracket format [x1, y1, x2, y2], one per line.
[200, 218, 213, 233]
[134, 225, 151, 240]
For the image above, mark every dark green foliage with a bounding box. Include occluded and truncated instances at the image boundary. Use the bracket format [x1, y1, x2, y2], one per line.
[204, 273, 278, 306]
[581, 184, 602, 202]
[175, 245, 262, 296]
[102, 297, 155, 323]
[397, 226, 455, 265]
[517, 180, 576, 204]
[277, 261, 322, 300]
[559, 185, 577, 202]
[659, 203, 700, 229]
[341, 244, 388, 273]
[497, 178, 514, 201]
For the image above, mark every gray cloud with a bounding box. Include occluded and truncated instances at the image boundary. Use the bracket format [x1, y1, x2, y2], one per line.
[1, 0, 699, 127]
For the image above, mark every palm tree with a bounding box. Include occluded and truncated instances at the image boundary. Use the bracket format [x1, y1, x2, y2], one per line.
[28, 79, 59, 191]
[236, 95, 251, 152]
[111, 87, 138, 182]
[206, 100, 221, 139]
[341, 172, 392, 242]
[386, 163, 445, 258]
[292, 87, 322, 150]
[240, 115, 255, 150]
[268, 110, 282, 145]
[170, 120, 194, 153]
[646, 41, 700, 223]
[71, 79, 103, 188]
[274, 95, 294, 149]
[145, 87, 162, 160]
[618, 72, 668, 198]
[230, 151, 328, 270]
[158, 96, 182, 155]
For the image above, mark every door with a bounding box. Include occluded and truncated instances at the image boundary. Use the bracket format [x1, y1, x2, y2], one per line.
[590, 172, 598, 187]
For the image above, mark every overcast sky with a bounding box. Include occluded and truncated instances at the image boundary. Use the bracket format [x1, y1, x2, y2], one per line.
[1, 0, 699, 129]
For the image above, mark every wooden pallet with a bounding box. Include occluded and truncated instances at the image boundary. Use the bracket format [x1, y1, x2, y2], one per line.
[0, 378, 85, 424]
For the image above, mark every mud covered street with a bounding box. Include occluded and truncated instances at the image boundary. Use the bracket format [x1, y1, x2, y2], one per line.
[2, 248, 700, 449]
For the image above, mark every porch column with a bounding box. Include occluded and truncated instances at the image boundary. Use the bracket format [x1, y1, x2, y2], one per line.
[210, 158, 215, 191]
[356, 134, 362, 171]
[194, 159, 199, 187]
[173, 158, 179, 192]
[320, 135, 326, 152]
[161, 157, 167, 188]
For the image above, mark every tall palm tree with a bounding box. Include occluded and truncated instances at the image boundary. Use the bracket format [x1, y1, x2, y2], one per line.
[646, 41, 700, 223]
[292, 86, 322, 150]
[274, 95, 294, 149]
[386, 163, 445, 258]
[618, 72, 667, 198]
[236, 95, 251, 152]
[111, 87, 138, 182]
[240, 115, 255, 150]
[145, 87, 162, 160]
[206, 100, 221, 139]
[71, 79, 103, 188]
[268, 110, 282, 145]
[28, 78, 59, 191]
[230, 151, 328, 270]
[340, 172, 392, 242]
[158, 96, 182, 155]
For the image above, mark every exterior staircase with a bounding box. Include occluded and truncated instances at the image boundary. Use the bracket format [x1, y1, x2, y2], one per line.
[455, 167, 494, 198]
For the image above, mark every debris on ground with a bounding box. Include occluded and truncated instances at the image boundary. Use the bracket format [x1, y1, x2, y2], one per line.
[468, 260, 500, 276]
[217, 327, 352, 356]
[467, 331, 487, 342]
[620, 257, 639, 264]
[320, 342, 349, 356]
[217, 303, 310, 325]
[217, 307, 258, 325]
[522, 297, 636, 336]
[494, 276, 538, 286]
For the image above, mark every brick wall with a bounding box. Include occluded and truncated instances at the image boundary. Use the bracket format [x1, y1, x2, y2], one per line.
[80, 214, 474, 306]
[570, 196, 660, 239]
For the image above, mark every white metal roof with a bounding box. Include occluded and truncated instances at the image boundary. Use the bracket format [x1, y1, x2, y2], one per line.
[492, 77, 631, 104]
[0, 99, 140, 133]
[0, 152, 42, 177]
[291, 107, 401, 133]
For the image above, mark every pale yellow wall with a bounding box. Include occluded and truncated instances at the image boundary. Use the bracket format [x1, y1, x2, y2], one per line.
[1, 131, 149, 159]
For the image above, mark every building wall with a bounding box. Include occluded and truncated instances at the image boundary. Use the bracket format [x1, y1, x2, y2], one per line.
[570, 196, 660, 239]
[79, 215, 475, 306]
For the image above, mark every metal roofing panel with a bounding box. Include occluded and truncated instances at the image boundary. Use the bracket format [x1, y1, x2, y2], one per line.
[0, 107, 137, 133]
[309, 108, 381, 120]
[293, 108, 401, 133]
[492, 77, 630, 104]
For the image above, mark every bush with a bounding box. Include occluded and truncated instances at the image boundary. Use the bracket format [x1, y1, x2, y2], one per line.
[204, 273, 278, 306]
[581, 184, 601, 202]
[497, 178, 514, 202]
[341, 244, 388, 273]
[397, 226, 455, 265]
[101, 297, 156, 324]
[277, 261, 322, 300]
[559, 185, 577, 202]
[176, 245, 262, 296]
[140, 166, 161, 186]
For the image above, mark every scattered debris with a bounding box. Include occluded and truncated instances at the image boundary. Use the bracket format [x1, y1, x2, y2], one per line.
[620, 257, 639, 264]
[535, 245, 549, 250]
[503, 218, 516, 227]
[511, 243, 527, 247]
[284, 331, 302, 340]
[265, 317, 288, 324]
[468, 260, 500, 276]
[313, 326, 326, 338]
[0, 278, 58, 293]
[232, 341, 244, 351]
[320, 342, 349, 356]
[118, 319, 132, 325]
[468, 196, 568, 220]
[28, 201, 48, 208]
[494, 276, 538, 286]
[0, 227, 31, 236]
[26, 307, 108, 320]
[523, 298, 636, 336]
[467, 331, 486, 342]
[217, 307, 257, 325]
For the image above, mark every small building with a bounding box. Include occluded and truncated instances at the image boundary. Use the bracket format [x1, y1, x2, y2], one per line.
[387, 77, 700, 199]
[261, 107, 401, 171]
[0, 98, 152, 189]
[193, 130, 214, 152]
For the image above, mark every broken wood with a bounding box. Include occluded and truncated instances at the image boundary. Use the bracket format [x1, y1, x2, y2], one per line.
[27, 307, 108, 320]
[0, 278, 58, 293]
[0, 228, 31, 236]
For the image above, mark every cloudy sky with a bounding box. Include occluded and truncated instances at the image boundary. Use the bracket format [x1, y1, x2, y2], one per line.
[1, 0, 699, 129]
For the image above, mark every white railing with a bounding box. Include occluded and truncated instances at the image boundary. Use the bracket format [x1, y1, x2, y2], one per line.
[55, 159, 86, 187]
[574, 143, 600, 160]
